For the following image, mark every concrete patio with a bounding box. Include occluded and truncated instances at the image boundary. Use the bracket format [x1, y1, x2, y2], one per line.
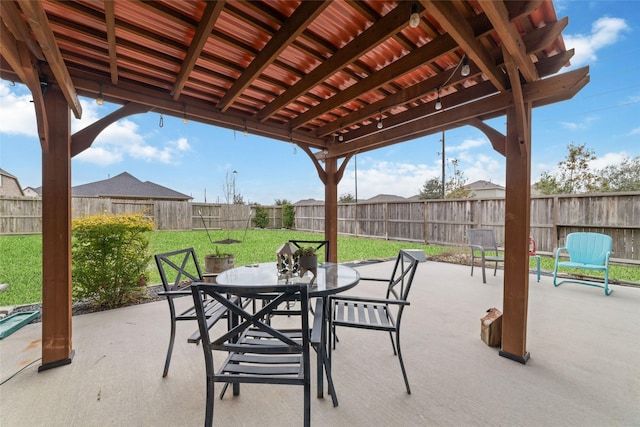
[1, 260, 638, 426]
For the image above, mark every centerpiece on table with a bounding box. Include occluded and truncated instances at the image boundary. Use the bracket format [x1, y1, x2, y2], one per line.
[295, 246, 318, 279]
[276, 242, 299, 279]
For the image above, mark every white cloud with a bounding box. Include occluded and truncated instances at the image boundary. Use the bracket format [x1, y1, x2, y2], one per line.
[589, 151, 629, 170]
[447, 137, 486, 152]
[564, 17, 630, 68]
[338, 159, 440, 199]
[72, 105, 191, 166]
[0, 82, 38, 137]
[629, 128, 640, 136]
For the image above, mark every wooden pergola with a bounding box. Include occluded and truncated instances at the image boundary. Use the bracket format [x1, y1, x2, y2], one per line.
[0, 0, 588, 370]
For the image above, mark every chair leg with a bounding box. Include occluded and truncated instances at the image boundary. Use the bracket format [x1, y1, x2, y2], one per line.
[604, 270, 612, 295]
[481, 255, 487, 284]
[395, 330, 411, 394]
[388, 330, 397, 355]
[204, 375, 215, 427]
[163, 318, 176, 377]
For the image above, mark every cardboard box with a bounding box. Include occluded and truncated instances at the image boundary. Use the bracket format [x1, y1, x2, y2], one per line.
[480, 308, 502, 347]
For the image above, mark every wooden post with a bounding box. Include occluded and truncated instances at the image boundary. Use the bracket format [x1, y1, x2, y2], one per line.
[324, 157, 338, 262]
[500, 106, 531, 364]
[40, 86, 74, 370]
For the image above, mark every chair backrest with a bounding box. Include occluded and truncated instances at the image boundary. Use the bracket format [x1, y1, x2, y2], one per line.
[289, 239, 330, 262]
[192, 282, 310, 354]
[565, 232, 613, 266]
[155, 247, 204, 292]
[468, 228, 499, 252]
[385, 250, 420, 302]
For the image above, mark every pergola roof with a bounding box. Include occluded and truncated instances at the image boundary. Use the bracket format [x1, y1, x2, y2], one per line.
[1, 0, 585, 158]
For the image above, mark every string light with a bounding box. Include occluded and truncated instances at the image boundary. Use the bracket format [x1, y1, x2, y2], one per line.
[461, 55, 470, 77]
[96, 83, 104, 106]
[435, 87, 442, 111]
[376, 110, 383, 129]
[243, 121, 248, 136]
[159, 114, 164, 128]
[338, 134, 344, 142]
[182, 104, 188, 124]
[409, 2, 420, 28]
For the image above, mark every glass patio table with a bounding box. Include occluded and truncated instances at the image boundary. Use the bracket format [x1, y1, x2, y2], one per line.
[216, 262, 360, 406]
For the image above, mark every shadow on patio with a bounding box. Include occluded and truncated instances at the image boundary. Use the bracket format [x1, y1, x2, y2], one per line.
[1, 260, 638, 426]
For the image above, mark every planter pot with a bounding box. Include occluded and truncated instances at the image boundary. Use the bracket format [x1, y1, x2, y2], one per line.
[298, 254, 317, 278]
[204, 254, 235, 283]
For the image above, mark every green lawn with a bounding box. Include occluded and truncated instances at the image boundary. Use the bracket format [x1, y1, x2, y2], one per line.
[1, 229, 637, 306]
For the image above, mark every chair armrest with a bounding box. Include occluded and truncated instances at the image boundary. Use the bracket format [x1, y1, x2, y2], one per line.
[330, 295, 410, 306]
[310, 299, 324, 345]
[158, 290, 191, 297]
[469, 244, 485, 252]
[555, 247, 568, 262]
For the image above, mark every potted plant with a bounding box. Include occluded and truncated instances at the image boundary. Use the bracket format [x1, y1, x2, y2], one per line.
[204, 246, 235, 282]
[295, 246, 317, 277]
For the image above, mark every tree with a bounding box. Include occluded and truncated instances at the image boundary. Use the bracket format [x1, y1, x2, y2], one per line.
[274, 199, 292, 205]
[445, 159, 471, 199]
[534, 143, 600, 194]
[598, 156, 640, 192]
[339, 193, 356, 203]
[418, 177, 443, 199]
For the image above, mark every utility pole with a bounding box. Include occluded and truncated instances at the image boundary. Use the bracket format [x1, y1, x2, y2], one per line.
[441, 130, 446, 198]
[354, 155, 358, 236]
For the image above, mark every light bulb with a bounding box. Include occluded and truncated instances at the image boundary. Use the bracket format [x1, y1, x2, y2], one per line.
[96, 96, 104, 106]
[409, 4, 420, 28]
[183, 117, 188, 124]
[377, 119, 383, 129]
[243, 129, 248, 136]
[435, 97, 442, 111]
[338, 134, 344, 142]
[409, 13, 420, 28]
[461, 57, 470, 77]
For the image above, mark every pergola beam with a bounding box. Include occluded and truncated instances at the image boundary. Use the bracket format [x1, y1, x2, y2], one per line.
[171, 1, 225, 100]
[103, 0, 118, 85]
[217, 1, 329, 111]
[423, 0, 507, 92]
[18, 0, 82, 119]
[256, 4, 411, 121]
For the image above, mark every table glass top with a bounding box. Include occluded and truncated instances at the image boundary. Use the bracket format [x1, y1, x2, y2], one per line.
[216, 262, 360, 297]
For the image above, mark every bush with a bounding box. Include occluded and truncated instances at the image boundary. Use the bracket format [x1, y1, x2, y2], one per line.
[253, 205, 269, 228]
[282, 203, 295, 229]
[72, 213, 154, 308]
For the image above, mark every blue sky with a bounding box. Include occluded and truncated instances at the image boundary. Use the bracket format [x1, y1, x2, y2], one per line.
[1, 1, 638, 205]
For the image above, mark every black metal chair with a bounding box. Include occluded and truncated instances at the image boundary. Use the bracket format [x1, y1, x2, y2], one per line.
[289, 239, 330, 262]
[191, 282, 311, 427]
[468, 228, 504, 283]
[328, 250, 419, 394]
[154, 247, 228, 377]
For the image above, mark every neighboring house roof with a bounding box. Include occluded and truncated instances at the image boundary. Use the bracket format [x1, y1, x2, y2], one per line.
[294, 198, 323, 205]
[464, 180, 505, 191]
[23, 187, 42, 197]
[72, 172, 191, 200]
[364, 194, 407, 203]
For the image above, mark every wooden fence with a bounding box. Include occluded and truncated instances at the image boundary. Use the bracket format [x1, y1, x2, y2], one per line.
[1, 192, 638, 261]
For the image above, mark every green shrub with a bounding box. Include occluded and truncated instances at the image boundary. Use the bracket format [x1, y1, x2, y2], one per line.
[72, 213, 154, 308]
[282, 203, 295, 229]
[253, 205, 269, 228]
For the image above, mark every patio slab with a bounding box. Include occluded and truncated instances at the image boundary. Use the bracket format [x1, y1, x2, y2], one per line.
[1, 260, 638, 426]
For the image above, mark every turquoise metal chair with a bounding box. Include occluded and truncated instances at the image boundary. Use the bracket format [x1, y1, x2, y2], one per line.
[553, 232, 613, 295]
